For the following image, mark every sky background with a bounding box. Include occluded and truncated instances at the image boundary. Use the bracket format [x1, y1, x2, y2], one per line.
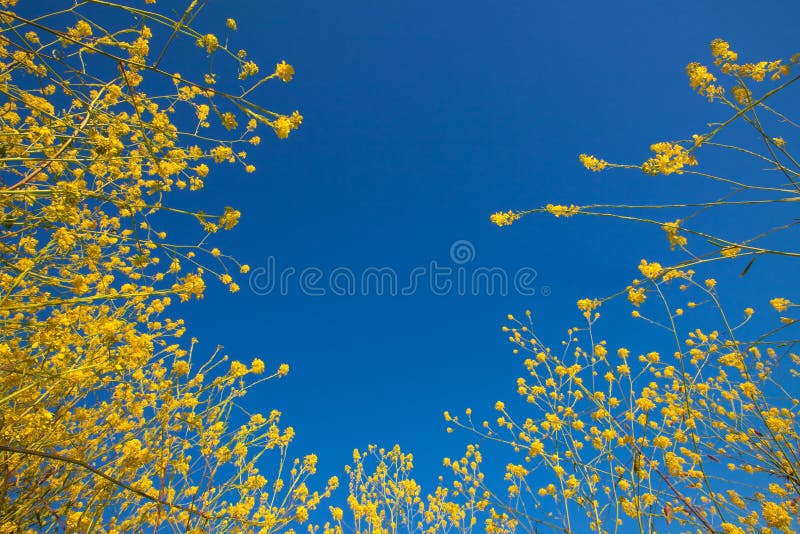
[154, 0, 800, 501]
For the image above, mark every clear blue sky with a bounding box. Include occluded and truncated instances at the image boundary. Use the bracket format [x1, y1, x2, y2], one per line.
[171, 0, 800, 504]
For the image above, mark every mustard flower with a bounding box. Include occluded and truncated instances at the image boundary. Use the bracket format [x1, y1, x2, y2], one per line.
[710, 39, 738, 62]
[770, 297, 791, 312]
[273, 116, 293, 139]
[638, 259, 662, 280]
[275, 60, 295, 82]
[762, 501, 792, 530]
[489, 210, 519, 227]
[196, 33, 219, 54]
[579, 153, 607, 171]
[545, 204, 580, 218]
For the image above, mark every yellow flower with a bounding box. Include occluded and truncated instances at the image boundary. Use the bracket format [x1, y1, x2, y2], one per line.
[250, 358, 264, 375]
[220, 112, 238, 130]
[627, 287, 646, 307]
[196, 104, 210, 121]
[240, 61, 259, 80]
[762, 501, 791, 530]
[740, 381, 759, 398]
[172, 360, 190, 376]
[686, 62, 717, 96]
[275, 60, 295, 82]
[720, 523, 745, 534]
[196, 33, 219, 54]
[710, 39, 738, 62]
[545, 204, 580, 218]
[273, 116, 293, 139]
[721, 245, 741, 257]
[122, 438, 143, 457]
[209, 146, 233, 163]
[217, 207, 241, 230]
[731, 86, 750, 105]
[577, 298, 601, 312]
[528, 439, 544, 457]
[290, 110, 304, 128]
[771, 297, 791, 312]
[638, 259, 662, 280]
[642, 142, 697, 175]
[74, 20, 93, 37]
[229, 360, 249, 377]
[489, 210, 519, 227]
[579, 153, 607, 171]
[662, 220, 687, 250]
[303, 453, 318, 473]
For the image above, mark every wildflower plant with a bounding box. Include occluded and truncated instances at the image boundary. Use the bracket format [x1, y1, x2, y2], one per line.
[0, 0, 324, 531]
[491, 39, 800, 274]
[337, 444, 518, 534]
[3, 3, 800, 531]
[481, 40, 800, 533]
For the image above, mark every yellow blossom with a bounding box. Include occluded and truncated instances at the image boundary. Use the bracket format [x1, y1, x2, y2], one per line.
[545, 204, 580, 218]
[771, 298, 791, 312]
[490, 210, 520, 227]
[275, 60, 295, 82]
[638, 259, 662, 280]
[196, 33, 219, 53]
[762, 501, 791, 530]
[579, 153, 607, 171]
[662, 220, 687, 250]
[250, 358, 265, 374]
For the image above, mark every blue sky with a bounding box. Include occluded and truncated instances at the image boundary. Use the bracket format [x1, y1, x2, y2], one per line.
[168, 0, 800, 502]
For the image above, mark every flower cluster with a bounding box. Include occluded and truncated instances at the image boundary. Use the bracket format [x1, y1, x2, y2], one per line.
[471, 38, 800, 533]
[341, 444, 517, 533]
[459, 269, 800, 532]
[579, 153, 608, 172]
[490, 210, 520, 227]
[641, 142, 697, 175]
[0, 3, 315, 531]
[545, 203, 581, 218]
